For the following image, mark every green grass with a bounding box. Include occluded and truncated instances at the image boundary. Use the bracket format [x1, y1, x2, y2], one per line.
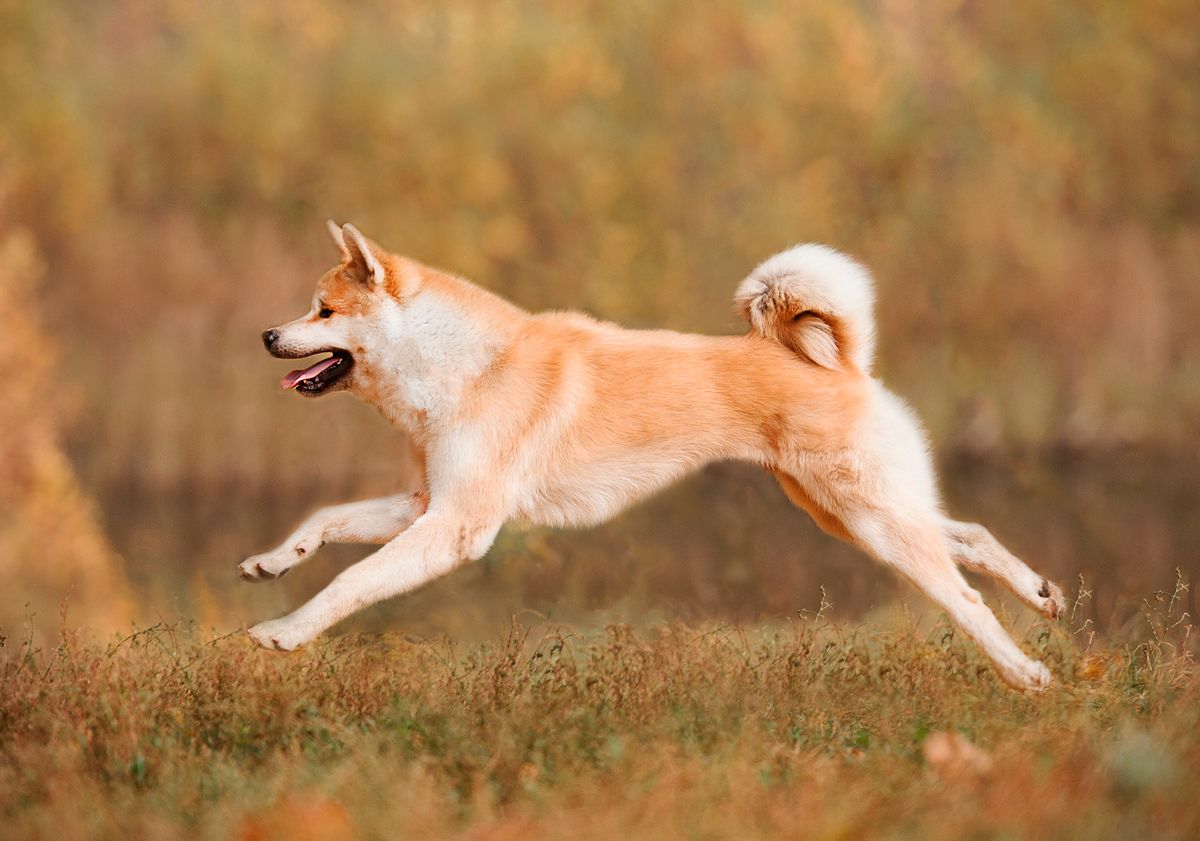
[1, 592, 1197, 841]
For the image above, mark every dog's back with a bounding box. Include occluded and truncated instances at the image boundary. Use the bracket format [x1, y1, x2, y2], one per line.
[482, 314, 869, 526]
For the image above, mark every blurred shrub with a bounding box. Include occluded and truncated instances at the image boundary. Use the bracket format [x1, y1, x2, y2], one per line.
[0, 0, 1197, 491]
[0, 230, 134, 636]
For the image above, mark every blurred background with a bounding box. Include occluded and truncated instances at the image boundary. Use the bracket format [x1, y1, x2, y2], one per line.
[1, 0, 1197, 642]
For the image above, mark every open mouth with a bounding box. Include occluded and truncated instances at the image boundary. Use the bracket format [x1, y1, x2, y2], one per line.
[280, 350, 354, 395]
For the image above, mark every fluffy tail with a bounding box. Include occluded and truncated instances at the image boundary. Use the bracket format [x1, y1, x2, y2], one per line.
[734, 244, 876, 373]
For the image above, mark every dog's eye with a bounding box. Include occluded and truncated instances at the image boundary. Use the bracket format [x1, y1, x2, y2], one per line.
[318, 308, 334, 319]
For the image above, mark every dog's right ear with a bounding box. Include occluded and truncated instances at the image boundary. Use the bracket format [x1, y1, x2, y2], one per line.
[326, 219, 350, 260]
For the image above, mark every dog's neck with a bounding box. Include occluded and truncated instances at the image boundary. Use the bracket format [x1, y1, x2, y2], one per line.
[353, 265, 527, 440]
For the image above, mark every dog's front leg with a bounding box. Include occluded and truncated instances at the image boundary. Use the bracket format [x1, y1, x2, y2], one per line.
[247, 508, 501, 650]
[238, 491, 429, 582]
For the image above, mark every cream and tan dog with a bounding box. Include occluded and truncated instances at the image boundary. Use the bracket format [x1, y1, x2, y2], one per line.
[241, 221, 1064, 690]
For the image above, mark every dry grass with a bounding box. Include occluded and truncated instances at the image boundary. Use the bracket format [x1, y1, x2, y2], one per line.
[1, 585, 1196, 841]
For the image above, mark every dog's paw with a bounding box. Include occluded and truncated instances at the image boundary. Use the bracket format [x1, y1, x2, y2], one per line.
[1003, 658, 1053, 692]
[247, 618, 311, 651]
[238, 552, 293, 583]
[1035, 578, 1065, 620]
[1025, 660, 1053, 691]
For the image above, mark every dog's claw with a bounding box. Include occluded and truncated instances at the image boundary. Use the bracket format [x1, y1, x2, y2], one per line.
[1038, 578, 1064, 620]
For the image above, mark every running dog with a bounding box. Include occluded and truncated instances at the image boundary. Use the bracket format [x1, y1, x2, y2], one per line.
[240, 221, 1064, 690]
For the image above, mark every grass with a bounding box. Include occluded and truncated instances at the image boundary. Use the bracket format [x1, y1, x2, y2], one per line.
[1, 585, 1197, 841]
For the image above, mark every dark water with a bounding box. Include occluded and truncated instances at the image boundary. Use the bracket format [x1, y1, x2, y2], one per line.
[100, 454, 1198, 640]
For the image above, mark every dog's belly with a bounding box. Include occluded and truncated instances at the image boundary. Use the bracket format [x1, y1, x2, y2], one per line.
[511, 449, 706, 529]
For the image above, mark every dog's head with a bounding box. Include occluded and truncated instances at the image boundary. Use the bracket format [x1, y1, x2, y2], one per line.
[262, 221, 413, 398]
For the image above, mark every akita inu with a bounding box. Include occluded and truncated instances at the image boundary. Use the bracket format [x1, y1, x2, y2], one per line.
[241, 221, 1064, 690]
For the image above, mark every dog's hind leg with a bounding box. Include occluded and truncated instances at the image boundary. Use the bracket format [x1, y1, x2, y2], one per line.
[773, 469, 853, 541]
[847, 507, 1052, 690]
[239, 491, 429, 582]
[776, 381, 1051, 688]
[775, 468, 1050, 688]
[943, 519, 1063, 619]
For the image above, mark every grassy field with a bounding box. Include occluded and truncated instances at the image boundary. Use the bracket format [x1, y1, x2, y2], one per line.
[2, 585, 1196, 841]
[1, 3, 1197, 837]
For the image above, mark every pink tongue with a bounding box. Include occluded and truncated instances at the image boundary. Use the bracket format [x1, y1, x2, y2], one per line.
[281, 356, 340, 390]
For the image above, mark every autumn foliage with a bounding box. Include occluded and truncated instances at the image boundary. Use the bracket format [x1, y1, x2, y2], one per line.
[1, 0, 1197, 494]
[0, 231, 133, 636]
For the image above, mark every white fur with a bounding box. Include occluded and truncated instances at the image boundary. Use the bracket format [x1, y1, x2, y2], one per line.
[735, 244, 876, 373]
[366, 291, 505, 427]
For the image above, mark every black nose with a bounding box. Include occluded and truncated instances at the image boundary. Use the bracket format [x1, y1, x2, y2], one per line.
[262, 329, 279, 350]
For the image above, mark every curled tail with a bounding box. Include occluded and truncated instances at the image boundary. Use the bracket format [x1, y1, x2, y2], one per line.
[734, 244, 876, 373]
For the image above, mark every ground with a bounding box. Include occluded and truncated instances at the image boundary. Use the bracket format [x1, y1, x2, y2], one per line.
[0, 595, 1196, 841]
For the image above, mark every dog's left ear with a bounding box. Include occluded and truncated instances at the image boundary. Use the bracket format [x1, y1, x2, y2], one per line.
[326, 219, 350, 261]
[341, 223, 386, 288]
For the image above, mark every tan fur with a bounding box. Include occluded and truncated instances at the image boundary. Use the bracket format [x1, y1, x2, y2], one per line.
[240, 223, 1064, 691]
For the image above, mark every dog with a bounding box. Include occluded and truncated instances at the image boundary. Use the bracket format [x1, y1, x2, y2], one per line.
[240, 221, 1064, 690]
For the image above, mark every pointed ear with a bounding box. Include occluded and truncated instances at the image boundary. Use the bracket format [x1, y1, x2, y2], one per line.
[326, 219, 350, 260]
[341, 223, 386, 287]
